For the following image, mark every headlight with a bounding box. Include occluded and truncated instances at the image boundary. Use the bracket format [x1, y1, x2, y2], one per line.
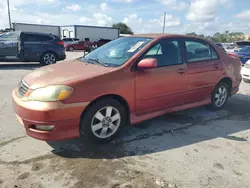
[28, 85, 73, 102]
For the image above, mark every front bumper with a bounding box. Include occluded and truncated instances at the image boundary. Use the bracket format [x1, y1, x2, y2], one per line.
[12, 89, 89, 141]
[58, 53, 66, 61]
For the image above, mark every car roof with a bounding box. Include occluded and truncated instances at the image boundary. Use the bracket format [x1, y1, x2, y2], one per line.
[21, 31, 54, 36]
[130, 33, 203, 40]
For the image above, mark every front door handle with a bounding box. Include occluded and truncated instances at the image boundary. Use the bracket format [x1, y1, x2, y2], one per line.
[214, 64, 220, 68]
[177, 68, 187, 74]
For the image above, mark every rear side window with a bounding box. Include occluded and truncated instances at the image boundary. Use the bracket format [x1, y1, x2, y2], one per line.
[185, 41, 211, 62]
[211, 48, 219, 60]
[23, 34, 53, 42]
[63, 38, 73, 42]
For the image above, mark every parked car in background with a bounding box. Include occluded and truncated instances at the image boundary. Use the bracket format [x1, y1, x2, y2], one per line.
[65, 40, 91, 52]
[62, 38, 79, 45]
[215, 43, 226, 51]
[234, 41, 250, 51]
[95, 39, 111, 47]
[232, 46, 250, 65]
[12, 34, 242, 143]
[0, 31, 66, 65]
[241, 59, 250, 83]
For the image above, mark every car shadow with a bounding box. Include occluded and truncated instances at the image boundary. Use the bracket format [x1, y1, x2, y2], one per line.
[0, 63, 41, 70]
[47, 93, 250, 160]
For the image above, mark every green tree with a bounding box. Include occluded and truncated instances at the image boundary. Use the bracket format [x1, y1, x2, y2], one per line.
[112, 22, 134, 35]
[186, 32, 198, 36]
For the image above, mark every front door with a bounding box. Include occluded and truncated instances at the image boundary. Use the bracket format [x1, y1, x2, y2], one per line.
[184, 39, 222, 103]
[0, 32, 18, 57]
[135, 39, 187, 115]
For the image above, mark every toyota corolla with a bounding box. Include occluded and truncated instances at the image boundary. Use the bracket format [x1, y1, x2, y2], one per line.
[12, 34, 242, 143]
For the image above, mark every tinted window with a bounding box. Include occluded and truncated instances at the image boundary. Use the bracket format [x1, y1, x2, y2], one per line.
[185, 41, 211, 62]
[63, 38, 73, 42]
[236, 41, 250, 46]
[23, 34, 53, 42]
[239, 46, 250, 53]
[215, 43, 223, 48]
[74, 38, 80, 41]
[144, 39, 182, 67]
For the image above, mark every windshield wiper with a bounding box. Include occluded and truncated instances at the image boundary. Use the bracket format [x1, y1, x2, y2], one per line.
[88, 58, 107, 67]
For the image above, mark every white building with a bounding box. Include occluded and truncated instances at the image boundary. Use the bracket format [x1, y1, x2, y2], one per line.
[13, 23, 120, 42]
[60, 25, 120, 42]
[13, 23, 60, 36]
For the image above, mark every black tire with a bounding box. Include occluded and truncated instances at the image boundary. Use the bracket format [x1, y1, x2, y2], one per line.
[69, 47, 74, 52]
[40, 52, 57, 66]
[243, 78, 250, 83]
[80, 98, 127, 143]
[210, 82, 229, 110]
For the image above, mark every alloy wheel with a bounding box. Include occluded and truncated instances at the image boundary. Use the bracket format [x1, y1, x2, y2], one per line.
[44, 53, 56, 65]
[214, 85, 228, 107]
[91, 106, 121, 139]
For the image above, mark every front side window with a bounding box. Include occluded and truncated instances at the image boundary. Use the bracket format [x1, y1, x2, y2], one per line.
[82, 37, 152, 67]
[185, 41, 212, 62]
[0, 32, 19, 42]
[144, 39, 182, 67]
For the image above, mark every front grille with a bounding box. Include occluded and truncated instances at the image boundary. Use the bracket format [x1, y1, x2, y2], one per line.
[18, 80, 30, 96]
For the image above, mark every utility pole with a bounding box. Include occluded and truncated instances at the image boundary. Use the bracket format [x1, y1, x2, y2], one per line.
[162, 12, 166, 34]
[7, 0, 12, 29]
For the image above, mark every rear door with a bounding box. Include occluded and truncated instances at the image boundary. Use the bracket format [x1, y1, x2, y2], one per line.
[184, 39, 222, 103]
[23, 34, 53, 61]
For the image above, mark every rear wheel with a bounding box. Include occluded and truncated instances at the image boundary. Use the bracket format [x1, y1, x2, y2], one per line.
[80, 98, 127, 143]
[40, 52, 57, 66]
[210, 82, 229, 110]
[243, 78, 250, 83]
[69, 47, 74, 52]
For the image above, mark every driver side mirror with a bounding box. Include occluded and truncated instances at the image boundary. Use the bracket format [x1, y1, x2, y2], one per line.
[137, 58, 158, 69]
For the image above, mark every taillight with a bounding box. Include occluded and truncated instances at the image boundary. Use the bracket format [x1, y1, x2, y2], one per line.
[57, 41, 64, 46]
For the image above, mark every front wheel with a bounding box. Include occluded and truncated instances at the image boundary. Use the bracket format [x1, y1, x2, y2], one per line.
[80, 98, 127, 143]
[210, 82, 229, 110]
[40, 52, 57, 66]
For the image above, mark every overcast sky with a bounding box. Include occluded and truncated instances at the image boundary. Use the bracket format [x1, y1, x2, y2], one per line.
[0, 0, 250, 35]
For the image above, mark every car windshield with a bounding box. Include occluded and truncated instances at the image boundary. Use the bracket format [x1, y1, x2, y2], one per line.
[81, 37, 152, 67]
[238, 46, 250, 53]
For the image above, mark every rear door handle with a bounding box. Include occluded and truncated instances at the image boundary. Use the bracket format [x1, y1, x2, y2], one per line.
[177, 68, 187, 74]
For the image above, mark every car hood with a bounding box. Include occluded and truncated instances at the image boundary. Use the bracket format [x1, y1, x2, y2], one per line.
[23, 59, 114, 90]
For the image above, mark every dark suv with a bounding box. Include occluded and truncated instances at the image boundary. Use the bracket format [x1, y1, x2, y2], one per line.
[0, 31, 66, 65]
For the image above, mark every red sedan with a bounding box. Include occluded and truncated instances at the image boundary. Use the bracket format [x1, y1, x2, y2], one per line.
[65, 41, 91, 52]
[12, 34, 242, 143]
